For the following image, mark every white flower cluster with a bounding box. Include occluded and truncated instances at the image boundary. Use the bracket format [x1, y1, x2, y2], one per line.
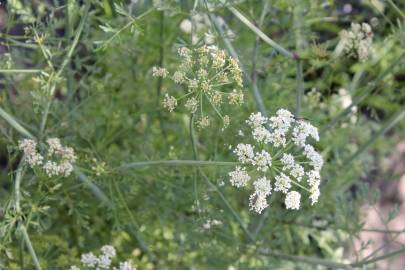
[228, 109, 324, 213]
[70, 245, 136, 270]
[202, 219, 223, 230]
[18, 138, 76, 177]
[339, 22, 373, 61]
[153, 45, 244, 129]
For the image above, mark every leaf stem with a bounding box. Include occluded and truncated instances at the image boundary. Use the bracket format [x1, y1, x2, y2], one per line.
[228, 6, 296, 59]
[116, 160, 237, 171]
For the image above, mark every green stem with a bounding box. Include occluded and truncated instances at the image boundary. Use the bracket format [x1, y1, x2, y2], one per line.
[205, 13, 268, 117]
[351, 247, 405, 267]
[14, 159, 42, 270]
[228, 7, 296, 59]
[189, 115, 198, 160]
[258, 248, 353, 269]
[20, 225, 42, 270]
[116, 160, 237, 171]
[386, 0, 405, 19]
[113, 180, 156, 261]
[0, 69, 43, 74]
[39, 3, 90, 138]
[74, 167, 113, 208]
[0, 107, 35, 139]
[295, 60, 303, 117]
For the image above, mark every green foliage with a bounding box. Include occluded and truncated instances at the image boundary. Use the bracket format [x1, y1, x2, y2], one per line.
[0, 0, 404, 269]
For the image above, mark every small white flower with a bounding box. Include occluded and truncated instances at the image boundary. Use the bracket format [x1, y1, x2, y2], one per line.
[18, 139, 43, 167]
[281, 153, 295, 169]
[309, 186, 320, 205]
[229, 109, 323, 213]
[252, 126, 272, 144]
[69, 266, 80, 270]
[249, 193, 268, 214]
[172, 71, 186, 84]
[253, 150, 272, 172]
[303, 145, 323, 171]
[292, 120, 319, 147]
[274, 173, 292, 194]
[81, 252, 98, 268]
[202, 219, 223, 230]
[179, 19, 192, 34]
[233, 143, 255, 164]
[162, 94, 177, 112]
[113, 261, 136, 270]
[98, 254, 113, 268]
[43, 161, 60, 177]
[339, 22, 373, 61]
[269, 109, 294, 134]
[285, 191, 301, 210]
[228, 166, 250, 187]
[114, 261, 136, 270]
[197, 116, 210, 129]
[253, 177, 272, 196]
[246, 112, 267, 128]
[101, 245, 116, 258]
[307, 170, 321, 187]
[152, 66, 169, 78]
[185, 97, 198, 113]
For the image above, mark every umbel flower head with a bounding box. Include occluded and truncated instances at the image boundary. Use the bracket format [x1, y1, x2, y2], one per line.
[18, 138, 76, 177]
[70, 244, 136, 270]
[228, 109, 323, 213]
[153, 45, 244, 129]
[339, 22, 373, 61]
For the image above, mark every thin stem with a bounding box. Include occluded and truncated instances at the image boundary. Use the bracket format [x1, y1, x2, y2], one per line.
[189, 115, 198, 160]
[0, 69, 43, 74]
[20, 225, 42, 270]
[116, 160, 237, 171]
[156, 10, 168, 140]
[204, 13, 268, 117]
[386, 0, 405, 19]
[228, 7, 296, 59]
[251, 1, 270, 120]
[113, 180, 156, 261]
[294, 1, 305, 117]
[14, 159, 42, 270]
[39, 3, 90, 138]
[351, 247, 405, 267]
[0, 107, 35, 139]
[74, 167, 113, 208]
[258, 248, 353, 269]
[200, 171, 256, 242]
[295, 60, 303, 117]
